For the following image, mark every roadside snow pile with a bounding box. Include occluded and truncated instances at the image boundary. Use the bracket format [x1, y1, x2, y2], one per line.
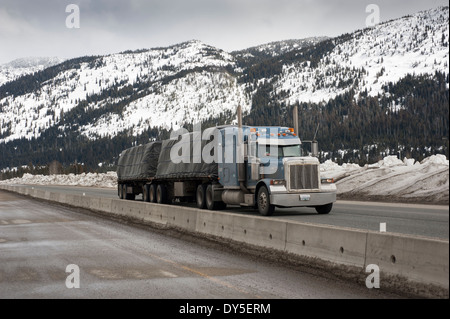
[321, 155, 449, 204]
[0, 172, 118, 188]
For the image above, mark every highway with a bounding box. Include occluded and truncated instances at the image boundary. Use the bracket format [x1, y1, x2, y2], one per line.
[9, 184, 449, 240]
[0, 190, 403, 299]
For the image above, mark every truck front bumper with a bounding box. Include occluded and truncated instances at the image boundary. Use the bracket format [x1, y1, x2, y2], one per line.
[270, 191, 336, 208]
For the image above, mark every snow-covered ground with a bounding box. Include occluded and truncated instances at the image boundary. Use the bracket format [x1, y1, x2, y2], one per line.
[0, 171, 118, 189]
[321, 155, 449, 204]
[1, 155, 448, 205]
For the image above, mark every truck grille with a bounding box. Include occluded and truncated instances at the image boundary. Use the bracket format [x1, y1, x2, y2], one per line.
[288, 164, 320, 191]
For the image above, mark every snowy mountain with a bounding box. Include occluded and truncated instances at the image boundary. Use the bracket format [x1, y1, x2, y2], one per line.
[0, 6, 448, 171]
[273, 6, 449, 104]
[0, 57, 64, 86]
[0, 40, 251, 143]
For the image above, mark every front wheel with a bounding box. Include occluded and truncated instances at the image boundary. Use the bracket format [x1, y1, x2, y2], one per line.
[315, 203, 333, 215]
[257, 186, 275, 216]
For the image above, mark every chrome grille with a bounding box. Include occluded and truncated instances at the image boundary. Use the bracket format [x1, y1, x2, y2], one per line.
[288, 164, 320, 191]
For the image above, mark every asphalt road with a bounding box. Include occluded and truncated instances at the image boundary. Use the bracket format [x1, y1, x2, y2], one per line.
[10, 184, 449, 240]
[0, 191, 403, 299]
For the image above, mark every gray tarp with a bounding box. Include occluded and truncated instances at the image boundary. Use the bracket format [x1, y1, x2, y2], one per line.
[155, 133, 218, 180]
[117, 141, 162, 181]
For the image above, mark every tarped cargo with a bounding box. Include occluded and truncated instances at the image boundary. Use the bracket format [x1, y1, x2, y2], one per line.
[155, 133, 218, 180]
[117, 141, 162, 181]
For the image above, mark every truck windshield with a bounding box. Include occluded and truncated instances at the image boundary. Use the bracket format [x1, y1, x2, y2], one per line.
[260, 144, 302, 158]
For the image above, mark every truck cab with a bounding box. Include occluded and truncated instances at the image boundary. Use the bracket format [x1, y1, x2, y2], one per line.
[217, 126, 337, 216]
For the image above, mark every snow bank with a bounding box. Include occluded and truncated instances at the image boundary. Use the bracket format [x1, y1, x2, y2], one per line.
[325, 155, 449, 205]
[0, 172, 118, 188]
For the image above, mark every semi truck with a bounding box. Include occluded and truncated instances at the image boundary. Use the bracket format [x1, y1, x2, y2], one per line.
[117, 106, 336, 216]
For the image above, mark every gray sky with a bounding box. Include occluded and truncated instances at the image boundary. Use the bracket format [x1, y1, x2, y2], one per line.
[0, 0, 448, 64]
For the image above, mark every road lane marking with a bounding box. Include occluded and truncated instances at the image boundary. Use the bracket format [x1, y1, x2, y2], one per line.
[160, 270, 178, 278]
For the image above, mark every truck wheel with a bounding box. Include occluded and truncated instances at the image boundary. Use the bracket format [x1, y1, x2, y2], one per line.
[122, 184, 128, 200]
[257, 186, 275, 216]
[118, 184, 124, 199]
[196, 184, 207, 209]
[156, 184, 167, 204]
[205, 184, 217, 210]
[315, 203, 333, 215]
[143, 185, 150, 202]
[149, 184, 157, 203]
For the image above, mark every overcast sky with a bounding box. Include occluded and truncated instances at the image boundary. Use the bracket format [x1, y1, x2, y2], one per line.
[0, 0, 448, 64]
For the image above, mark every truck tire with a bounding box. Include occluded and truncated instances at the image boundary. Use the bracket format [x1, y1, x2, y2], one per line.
[118, 184, 124, 199]
[257, 186, 275, 216]
[149, 184, 157, 203]
[156, 184, 167, 204]
[122, 184, 129, 200]
[315, 203, 333, 215]
[205, 184, 217, 211]
[196, 184, 207, 209]
[143, 185, 150, 202]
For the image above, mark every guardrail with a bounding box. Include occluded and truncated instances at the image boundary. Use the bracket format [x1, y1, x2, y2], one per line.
[1, 184, 448, 298]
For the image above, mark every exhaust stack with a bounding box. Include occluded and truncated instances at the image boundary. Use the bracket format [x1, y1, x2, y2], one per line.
[293, 105, 299, 137]
[236, 105, 249, 193]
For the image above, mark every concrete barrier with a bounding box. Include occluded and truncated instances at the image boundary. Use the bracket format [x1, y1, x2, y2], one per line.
[365, 232, 449, 288]
[167, 205, 197, 232]
[196, 210, 236, 240]
[0, 184, 448, 296]
[286, 223, 368, 268]
[232, 215, 287, 251]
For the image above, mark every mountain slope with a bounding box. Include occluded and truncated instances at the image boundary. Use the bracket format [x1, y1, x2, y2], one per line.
[273, 6, 449, 104]
[0, 40, 250, 143]
[0, 57, 64, 86]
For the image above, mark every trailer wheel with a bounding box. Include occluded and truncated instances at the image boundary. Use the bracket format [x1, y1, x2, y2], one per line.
[122, 184, 128, 200]
[118, 184, 124, 199]
[315, 203, 333, 215]
[196, 184, 207, 209]
[156, 184, 167, 204]
[149, 184, 157, 203]
[257, 186, 275, 216]
[205, 184, 217, 210]
[143, 185, 150, 202]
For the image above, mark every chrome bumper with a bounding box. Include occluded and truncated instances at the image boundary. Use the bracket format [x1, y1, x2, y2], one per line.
[270, 191, 336, 207]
